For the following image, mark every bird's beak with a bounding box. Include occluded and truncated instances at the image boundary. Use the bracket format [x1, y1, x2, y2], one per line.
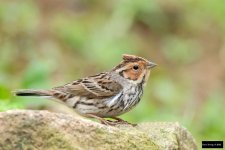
[147, 61, 157, 69]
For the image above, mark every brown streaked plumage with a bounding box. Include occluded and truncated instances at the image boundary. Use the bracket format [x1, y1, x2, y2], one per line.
[14, 54, 157, 125]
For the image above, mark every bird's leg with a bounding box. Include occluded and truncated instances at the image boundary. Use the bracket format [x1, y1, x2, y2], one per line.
[86, 114, 136, 126]
[110, 117, 137, 126]
[111, 117, 126, 122]
[86, 114, 118, 126]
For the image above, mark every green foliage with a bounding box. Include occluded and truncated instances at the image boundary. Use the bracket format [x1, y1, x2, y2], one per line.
[0, 0, 225, 147]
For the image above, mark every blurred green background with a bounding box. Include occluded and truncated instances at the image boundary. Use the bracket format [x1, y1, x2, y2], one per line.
[0, 0, 225, 148]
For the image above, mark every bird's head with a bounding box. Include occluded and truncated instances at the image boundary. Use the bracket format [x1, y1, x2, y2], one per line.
[112, 54, 157, 84]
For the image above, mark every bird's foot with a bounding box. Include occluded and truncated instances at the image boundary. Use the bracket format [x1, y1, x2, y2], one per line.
[110, 117, 137, 126]
[86, 114, 118, 126]
[86, 114, 136, 126]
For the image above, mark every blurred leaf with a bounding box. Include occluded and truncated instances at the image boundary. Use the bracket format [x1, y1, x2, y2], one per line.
[50, 15, 88, 50]
[0, 99, 24, 112]
[0, 85, 10, 100]
[21, 60, 52, 88]
[0, 1, 39, 34]
[198, 90, 225, 139]
[161, 36, 202, 64]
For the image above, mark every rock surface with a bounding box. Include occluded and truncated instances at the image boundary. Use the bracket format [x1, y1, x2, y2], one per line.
[0, 110, 197, 150]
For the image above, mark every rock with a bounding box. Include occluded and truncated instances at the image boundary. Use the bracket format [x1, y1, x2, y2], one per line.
[0, 110, 197, 150]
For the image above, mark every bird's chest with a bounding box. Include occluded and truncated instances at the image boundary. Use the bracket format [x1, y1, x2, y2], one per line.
[121, 84, 143, 111]
[103, 83, 144, 117]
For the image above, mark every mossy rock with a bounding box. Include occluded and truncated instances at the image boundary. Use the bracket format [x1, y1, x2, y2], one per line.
[0, 110, 197, 150]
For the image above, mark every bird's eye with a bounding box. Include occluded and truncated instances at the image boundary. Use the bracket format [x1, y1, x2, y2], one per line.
[133, 65, 139, 70]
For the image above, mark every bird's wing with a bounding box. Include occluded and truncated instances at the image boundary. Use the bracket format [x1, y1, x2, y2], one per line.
[53, 72, 123, 99]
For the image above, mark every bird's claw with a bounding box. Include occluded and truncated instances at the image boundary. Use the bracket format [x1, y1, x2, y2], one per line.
[101, 118, 137, 126]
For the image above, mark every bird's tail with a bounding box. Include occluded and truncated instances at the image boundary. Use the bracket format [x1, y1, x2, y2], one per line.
[13, 89, 53, 97]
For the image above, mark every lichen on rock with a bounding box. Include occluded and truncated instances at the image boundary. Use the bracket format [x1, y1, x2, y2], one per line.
[0, 110, 197, 150]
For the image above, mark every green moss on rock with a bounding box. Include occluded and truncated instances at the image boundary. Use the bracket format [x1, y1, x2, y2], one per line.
[0, 110, 197, 150]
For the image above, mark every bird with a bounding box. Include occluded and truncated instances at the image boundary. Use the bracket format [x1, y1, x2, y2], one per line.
[14, 54, 157, 125]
